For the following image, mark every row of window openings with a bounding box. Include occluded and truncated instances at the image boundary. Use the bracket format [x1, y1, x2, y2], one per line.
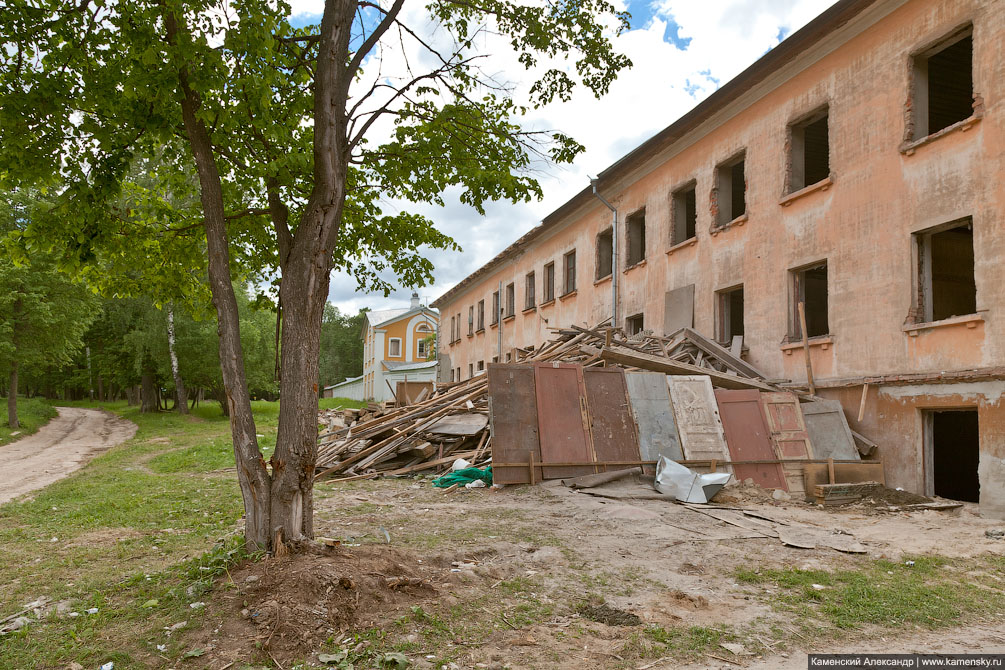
[626, 218, 976, 341]
[448, 30, 975, 344]
[598, 29, 975, 269]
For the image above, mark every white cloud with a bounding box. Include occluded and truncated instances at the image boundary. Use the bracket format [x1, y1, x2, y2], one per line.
[323, 0, 839, 313]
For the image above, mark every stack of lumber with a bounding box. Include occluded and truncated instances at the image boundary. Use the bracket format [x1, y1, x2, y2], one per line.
[314, 321, 784, 482]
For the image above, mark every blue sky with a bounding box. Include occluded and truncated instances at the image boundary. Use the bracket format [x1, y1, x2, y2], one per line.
[280, 1, 840, 313]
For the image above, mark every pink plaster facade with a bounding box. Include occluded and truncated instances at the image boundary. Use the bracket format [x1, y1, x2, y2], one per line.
[431, 0, 1005, 515]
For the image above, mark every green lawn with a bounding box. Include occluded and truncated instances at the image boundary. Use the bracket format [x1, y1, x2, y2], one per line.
[0, 400, 284, 669]
[0, 396, 58, 447]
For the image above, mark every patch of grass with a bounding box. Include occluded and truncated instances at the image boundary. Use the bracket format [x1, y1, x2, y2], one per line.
[0, 396, 57, 446]
[619, 624, 732, 662]
[0, 400, 280, 669]
[735, 555, 1005, 631]
[319, 397, 368, 410]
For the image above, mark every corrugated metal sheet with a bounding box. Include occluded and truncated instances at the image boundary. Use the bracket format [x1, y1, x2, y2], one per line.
[715, 389, 787, 490]
[583, 368, 640, 469]
[487, 364, 541, 485]
[625, 372, 683, 462]
[534, 363, 596, 479]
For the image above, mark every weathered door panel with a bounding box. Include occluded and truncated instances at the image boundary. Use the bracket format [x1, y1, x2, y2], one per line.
[801, 399, 859, 461]
[625, 372, 683, 463]
[583, 367, 640, 470]
[759, 391, 814, 496]
[534, 363, 596, 479]
[487, 364, 540, 484]
[760, 392, 815, 458]
[714, 389, 787, 490]
[666, 375, 731, 472]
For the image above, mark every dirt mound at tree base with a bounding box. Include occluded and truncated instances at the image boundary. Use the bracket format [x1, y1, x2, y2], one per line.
[194, 543, 437, 665]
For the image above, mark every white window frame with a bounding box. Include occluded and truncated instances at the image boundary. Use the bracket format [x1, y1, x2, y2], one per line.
[388, 337, 402, 357]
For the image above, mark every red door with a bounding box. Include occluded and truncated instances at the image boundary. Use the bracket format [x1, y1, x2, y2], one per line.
[584, 367, 641, 470]
[487, 364, 541, 484]
[760, 392, 815, 459]
[715, 389, 787, 490]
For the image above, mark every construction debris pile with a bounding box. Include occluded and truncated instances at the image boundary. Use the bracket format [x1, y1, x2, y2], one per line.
[316, 322, 880, 496]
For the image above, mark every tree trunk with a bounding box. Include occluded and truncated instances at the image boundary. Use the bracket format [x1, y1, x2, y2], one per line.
[266, 1, 355, 548]
[96, 375, 104, 403]
[166, 306, 189, 414]
[7, 361, 18, 429]
[164, 7, 271, 550]
[140, 371, 157, 413]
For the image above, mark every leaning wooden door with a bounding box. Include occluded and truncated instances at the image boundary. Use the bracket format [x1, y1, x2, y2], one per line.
[714, 389, 787, 490]
[666, 375, 731, 472]
[534, 363, 596, 479]
[760, 391, 815, 497]
[583, 367, 640, 471]
[487, 364, 541, 484]
[625, 372, 683, 464]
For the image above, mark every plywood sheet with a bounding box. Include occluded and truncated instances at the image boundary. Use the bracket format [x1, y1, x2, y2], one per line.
[487, 364, 540, 484]
[625, 372, 683, 463]
[667, 375, 731, 472]
[583, 367, 640, 470]
[428, 413, 488, 436]
[801, 399, 859, 461]
[715, 389, 787, 490]
[663, 284, 695, 335]
[535, 363, 596, 479]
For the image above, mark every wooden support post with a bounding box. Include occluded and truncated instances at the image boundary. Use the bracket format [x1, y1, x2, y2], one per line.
[827, 457, 835, 484]
[857, 383, 869, 422]
[709, 458, 718, 473]
[528, 451, 536, 485]
[797, 302, 816, 395]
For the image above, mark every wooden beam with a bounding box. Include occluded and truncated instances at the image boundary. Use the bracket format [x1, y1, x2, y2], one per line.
[857, 383, 869, 422]
[584, 345, 778, 391]
[797, 302, 816, 395]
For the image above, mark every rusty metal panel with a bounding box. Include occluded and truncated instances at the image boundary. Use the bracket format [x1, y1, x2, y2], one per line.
[666, 375, 731, 472]
[714, 389, 787, 490]
[801, 399, 859, 461]
[625, 372, 682, 462]
[584, 367, 640, 470]
[534, 363, 596, 479]
[487, 364, 540, 484]
[760, 392, 815, 459]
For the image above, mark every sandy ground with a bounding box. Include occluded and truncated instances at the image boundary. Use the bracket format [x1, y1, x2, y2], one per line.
[186, 473, 1005, 669]
[0, 407, 137, 504]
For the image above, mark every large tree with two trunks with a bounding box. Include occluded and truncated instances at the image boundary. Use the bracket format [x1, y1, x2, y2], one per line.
[0, 0, 631, 551]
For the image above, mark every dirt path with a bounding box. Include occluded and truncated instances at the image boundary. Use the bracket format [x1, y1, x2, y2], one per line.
[0, 407, 137, 504]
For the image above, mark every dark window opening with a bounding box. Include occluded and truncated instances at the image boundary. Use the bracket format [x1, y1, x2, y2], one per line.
[505, 282, 515, 317]
[468, 306, 474, 335]
[917, 219, 976, 322]
[563, 250, 577, 295]
[626, 313, 644, 336]
[671, 183, 697, 244]
[913, 30, 973, 139]
[716, 154, 746, 225]
[596, 228, 613, 279]
[477, 360, 484, 371]
[717, 286, 744, 344]
[930, 409, 980, 503]
[477, 300, 485, 331]
[525, 272, 535, 309]
[789, 110, 829, 191]
[468, 363, 474, 378]
[791, 263, 829, 339]
[626, 209, 646, 266]
[491, 356, 499, 364]
[450, 315, 456, 343]
[491, 291, 499, 325]
[544, 262, 555, 302]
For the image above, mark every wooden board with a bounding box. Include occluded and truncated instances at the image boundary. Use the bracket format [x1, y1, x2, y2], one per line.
[625, 372, 683, 464]
[395, 381, 434, 406]
[427, 413, 488, 436]
[487, 364, 541, 484]
[714, 389, 787, 490]
[534, 363, 596, 479]
[801, 399, 859, 461]
[663, 284, 695, 334]
[760, 392, 815, 496]
[802, 462, 886, 502]
[586, 345, 777, 391]
[583, 368, 641, 470]
[666, 376, 731, 472]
